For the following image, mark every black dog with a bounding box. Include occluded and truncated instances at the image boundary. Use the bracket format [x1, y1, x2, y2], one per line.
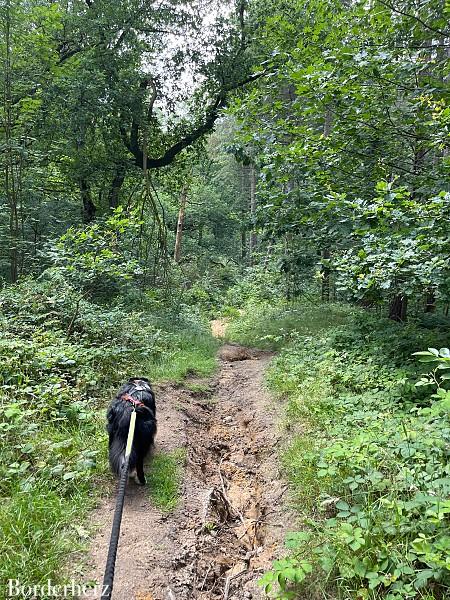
[107, 377, 157, 485]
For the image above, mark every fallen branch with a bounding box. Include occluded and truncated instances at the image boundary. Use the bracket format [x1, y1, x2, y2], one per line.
[218, 456, 247, 529]
[199, 564, 213, 591]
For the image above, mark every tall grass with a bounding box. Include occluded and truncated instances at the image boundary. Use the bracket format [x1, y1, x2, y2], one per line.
[147, 449, 186, 511]
[226, 300, 355, 349]
[149, 331, 219, 382]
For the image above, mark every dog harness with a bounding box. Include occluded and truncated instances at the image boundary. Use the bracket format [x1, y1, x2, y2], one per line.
[120, 379, 153, 412]
[121, 393, 146, 409]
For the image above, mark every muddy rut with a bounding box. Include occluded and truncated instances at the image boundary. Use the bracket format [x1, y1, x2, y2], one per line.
[84, 342, 292, 599]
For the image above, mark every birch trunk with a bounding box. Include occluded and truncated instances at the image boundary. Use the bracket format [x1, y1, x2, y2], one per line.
[174, 186, 187, 263]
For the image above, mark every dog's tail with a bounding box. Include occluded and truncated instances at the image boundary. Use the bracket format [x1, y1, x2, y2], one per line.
[109, 435, 138, 476]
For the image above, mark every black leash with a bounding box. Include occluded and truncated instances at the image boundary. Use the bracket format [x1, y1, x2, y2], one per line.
[101, 410, 137, 600]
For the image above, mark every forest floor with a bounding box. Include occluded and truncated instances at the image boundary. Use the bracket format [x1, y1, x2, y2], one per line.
[82, 327, 293, 599]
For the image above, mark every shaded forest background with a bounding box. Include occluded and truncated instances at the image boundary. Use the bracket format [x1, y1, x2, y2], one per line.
[1, 0, 449, 320]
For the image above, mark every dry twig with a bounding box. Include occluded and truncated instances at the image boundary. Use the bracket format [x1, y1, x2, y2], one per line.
[223, 569, 247, 600]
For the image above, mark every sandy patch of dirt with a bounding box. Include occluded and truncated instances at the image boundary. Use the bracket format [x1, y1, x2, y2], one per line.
[210, 319, 229, 338]
[82, 345, 293, 599]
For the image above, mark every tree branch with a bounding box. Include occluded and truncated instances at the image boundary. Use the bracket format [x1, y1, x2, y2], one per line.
[375, 0, 450, 38]
[127, 70, 265, 170]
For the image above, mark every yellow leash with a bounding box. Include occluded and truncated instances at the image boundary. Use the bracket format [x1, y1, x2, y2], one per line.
[101, 407, 137, 600]
[125, 410, 137, 459]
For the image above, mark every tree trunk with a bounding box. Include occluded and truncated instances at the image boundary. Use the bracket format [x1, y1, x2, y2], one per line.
[7, 164, 18, 283]
[108, 166, 126, 209]
[249, 164, 257, 262]
[174, 186, 187, 263]
[320, 108, 333, 301]
[241, 228, 247, 261]
[3, 1, 18, 282]
[425, 289, 436, 313]
[389, 294, 408, 322]
[323, 106, 333, 138]
[240, 164, 248, 262]
[81, 179, 96, 223]
[321, 248, 330, 302]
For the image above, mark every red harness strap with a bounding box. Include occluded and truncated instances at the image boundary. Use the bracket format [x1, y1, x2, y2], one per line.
[121, 393, 145, 409]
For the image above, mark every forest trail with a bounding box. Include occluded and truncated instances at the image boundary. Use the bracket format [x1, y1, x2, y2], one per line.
[83, 333, 292, 599]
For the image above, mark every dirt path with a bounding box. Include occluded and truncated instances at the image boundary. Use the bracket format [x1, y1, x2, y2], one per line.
[83, 343, 292, 599]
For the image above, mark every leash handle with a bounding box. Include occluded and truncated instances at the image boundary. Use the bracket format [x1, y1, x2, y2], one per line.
[101, 409, 137, 600]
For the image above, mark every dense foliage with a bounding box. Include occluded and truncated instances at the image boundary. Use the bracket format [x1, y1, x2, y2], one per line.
[228, 301, 450, 599]
[230, 0, 450, 319]
[0, 227, 217, 591]
[0, 0, 256, 283]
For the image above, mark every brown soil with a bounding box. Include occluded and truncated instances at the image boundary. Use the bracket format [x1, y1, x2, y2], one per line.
[217, 344, 262, 362]
[83, 341, 293, 599]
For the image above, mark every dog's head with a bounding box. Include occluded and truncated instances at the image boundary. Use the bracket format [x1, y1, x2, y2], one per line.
[128, 377, 151, 390]
[116, 377, 155, 413]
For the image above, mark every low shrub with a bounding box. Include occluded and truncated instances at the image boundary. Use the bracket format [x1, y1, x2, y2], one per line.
[257, 307, 450, 599]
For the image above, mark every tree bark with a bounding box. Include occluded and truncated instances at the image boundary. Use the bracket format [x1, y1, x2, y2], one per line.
[321, 248, 330, 302]
[174, 186, 187, 263]
[320, 107, 333, 301]
[108, 165, 126, 209]
[323, 106, 333, 138]
[389, 294, 408, 321]
[425, 289, 436, 313]
[249, 164, 257, 262]
[241, 228, 247, 261]
[3, 1, 19, 282]
[240, 164, 248, 262]
[80, 179, 96, 223]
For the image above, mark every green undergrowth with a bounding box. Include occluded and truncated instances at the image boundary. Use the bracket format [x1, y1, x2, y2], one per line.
[231, 301, 450, 599]
[147, 448, 186, 511]
[225, 300, 354, 350]
[0, 277, 217, 594]
[149, 330, 218, 383]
